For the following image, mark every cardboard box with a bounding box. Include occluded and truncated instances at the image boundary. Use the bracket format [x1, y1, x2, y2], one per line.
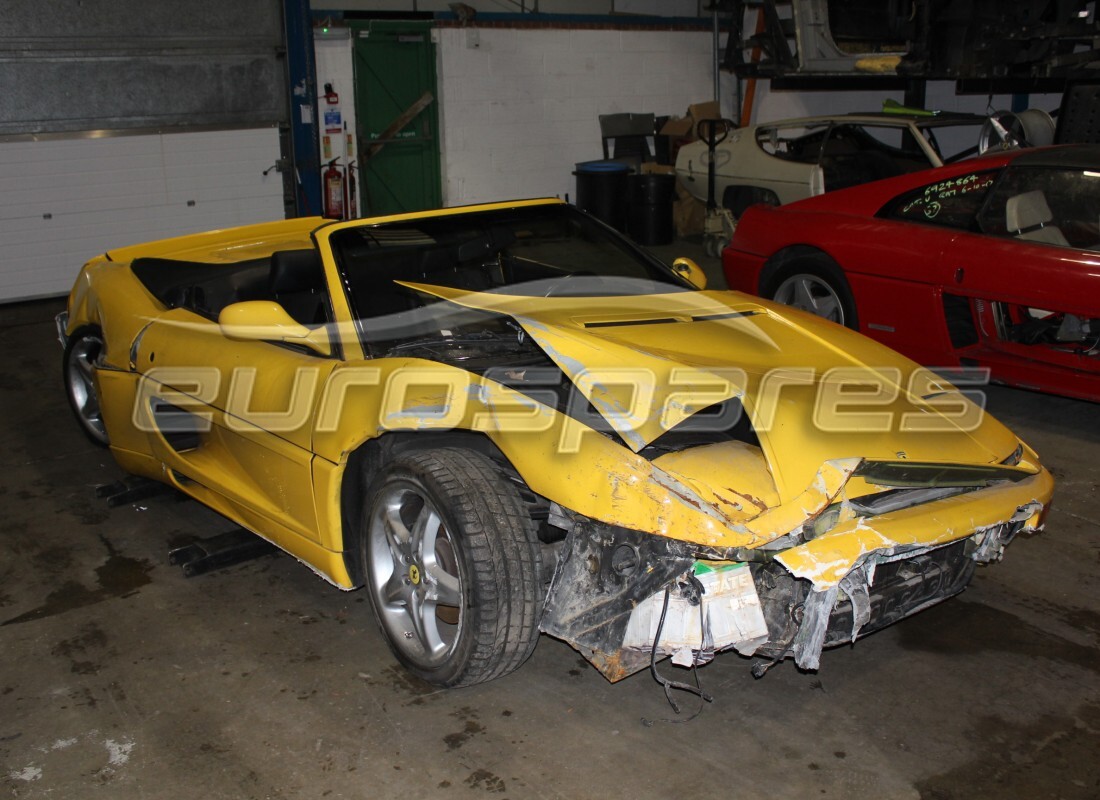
[658, 101, 724, 164]
[659, 101, 722, 144]
[688, 101, 721, 126]
[659, 115, 693, 138]
[640, 163, 676, 175]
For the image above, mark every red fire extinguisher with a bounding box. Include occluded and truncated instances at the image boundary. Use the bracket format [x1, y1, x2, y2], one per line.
[323, 158, 344, 219]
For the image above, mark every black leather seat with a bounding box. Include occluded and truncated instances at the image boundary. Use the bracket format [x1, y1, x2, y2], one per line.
[269, 249, 327, 325]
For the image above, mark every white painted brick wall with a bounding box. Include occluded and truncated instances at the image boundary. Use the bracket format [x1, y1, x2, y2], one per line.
[0, 128, 285, 302]
[437, 26, 715, 205]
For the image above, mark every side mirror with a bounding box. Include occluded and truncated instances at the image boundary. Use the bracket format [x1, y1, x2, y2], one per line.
[671, 257, 707, 290]
[218, 301, 332, 357]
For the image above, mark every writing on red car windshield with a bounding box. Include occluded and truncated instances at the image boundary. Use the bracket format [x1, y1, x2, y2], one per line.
[885, 170, 997, 229]
[901, 173, 996, 220]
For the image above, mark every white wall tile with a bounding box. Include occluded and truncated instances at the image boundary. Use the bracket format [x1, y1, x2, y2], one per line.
[543, 97, 600, 122]
[489, 52, 548, 77]
[570, 29, 622, 54]
[544, 50, 600, 77]
[619, 29, 677, 53]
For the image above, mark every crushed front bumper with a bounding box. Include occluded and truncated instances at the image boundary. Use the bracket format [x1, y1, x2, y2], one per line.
[538, 467, 1052, 681]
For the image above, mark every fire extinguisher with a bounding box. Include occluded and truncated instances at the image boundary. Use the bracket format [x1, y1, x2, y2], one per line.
[323, 159, 344, 219]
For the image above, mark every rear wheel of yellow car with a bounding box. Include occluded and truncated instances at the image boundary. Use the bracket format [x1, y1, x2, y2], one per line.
[361, 448, 542, 687]
[63, 326, 110, 447]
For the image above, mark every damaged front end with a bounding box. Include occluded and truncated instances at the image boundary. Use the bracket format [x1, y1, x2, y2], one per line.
[539, 514, 766, 681]
[539, 459, 1052, 681]
[330, 280, 1054, 682]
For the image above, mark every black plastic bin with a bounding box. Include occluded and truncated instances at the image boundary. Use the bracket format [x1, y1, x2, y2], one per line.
[574, 160, 632, 232]
[626, 173, 676, 245]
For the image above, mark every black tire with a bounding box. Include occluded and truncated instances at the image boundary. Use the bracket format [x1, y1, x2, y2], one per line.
[360, 448, 542, 687]
[63, 326, 110, 447]
[762, 253, 859, 330]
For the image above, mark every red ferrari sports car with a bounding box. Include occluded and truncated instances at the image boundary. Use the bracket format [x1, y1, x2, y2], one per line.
[724, 145, 1100, 403]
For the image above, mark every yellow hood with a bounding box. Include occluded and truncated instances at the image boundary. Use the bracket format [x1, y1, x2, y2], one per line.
[399, 283, 1019, 501]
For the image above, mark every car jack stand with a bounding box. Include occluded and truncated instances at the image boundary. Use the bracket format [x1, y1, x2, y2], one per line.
[168, 529, 279, 577]
[95, 476, 176, 508]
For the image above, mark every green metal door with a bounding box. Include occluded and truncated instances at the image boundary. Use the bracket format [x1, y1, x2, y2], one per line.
[352, 22, 442, 215]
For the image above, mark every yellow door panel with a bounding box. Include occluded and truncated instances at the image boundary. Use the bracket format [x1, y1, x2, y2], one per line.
[131, 308, 338, 544]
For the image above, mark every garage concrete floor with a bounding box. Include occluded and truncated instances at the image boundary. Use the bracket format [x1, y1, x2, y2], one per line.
[1, 242, 1098, 800]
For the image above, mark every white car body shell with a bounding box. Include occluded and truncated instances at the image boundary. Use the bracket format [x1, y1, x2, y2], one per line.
[675, 112, 988, 212]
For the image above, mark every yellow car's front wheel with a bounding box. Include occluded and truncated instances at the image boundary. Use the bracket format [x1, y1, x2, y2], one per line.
[360, 448, 542, 688]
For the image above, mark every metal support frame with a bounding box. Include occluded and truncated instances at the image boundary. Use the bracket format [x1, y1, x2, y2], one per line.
[725, 0, 1095, 93]
[283, 0, 323, 217]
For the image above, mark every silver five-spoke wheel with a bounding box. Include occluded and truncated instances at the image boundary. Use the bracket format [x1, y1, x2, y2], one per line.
[772, 273, 845, 325]
[367, 484, 464, 669]
[63, 329, 109, 446]
[360, 448, 542, 687]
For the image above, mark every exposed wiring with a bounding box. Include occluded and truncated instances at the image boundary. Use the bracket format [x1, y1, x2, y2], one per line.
[750, 638, 792, 679]
[641, 576, 713, 726]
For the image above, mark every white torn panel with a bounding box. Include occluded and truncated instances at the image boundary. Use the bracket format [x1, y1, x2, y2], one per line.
[790, 585, 840, 670]
[838, 562, 872, 642]
[972, 502, 1042, 562]
[622, 563, 769, 663]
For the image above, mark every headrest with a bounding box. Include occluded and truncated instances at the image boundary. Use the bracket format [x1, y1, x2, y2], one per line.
[269, 249, 323, 293]
[1005, 190, 1053, 233]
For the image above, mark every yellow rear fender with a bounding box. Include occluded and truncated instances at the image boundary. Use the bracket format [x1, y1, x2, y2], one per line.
[64, 259, 162, 373]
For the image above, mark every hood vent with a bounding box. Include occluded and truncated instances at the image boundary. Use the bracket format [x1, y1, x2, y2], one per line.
[854, 460, 1029, 489]
[580, 309, 761, 329]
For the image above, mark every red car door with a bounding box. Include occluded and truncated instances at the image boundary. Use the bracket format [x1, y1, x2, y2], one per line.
[940, 232, 1099, 317]
[928, 162, 1100, 398]
[843, 169, 1002, 365]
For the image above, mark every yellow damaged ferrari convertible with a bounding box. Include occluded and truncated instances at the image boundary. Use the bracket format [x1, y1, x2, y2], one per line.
[59, 199, 1053, 688]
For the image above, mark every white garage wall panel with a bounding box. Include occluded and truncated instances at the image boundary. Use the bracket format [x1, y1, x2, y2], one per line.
[0, 128, 286, 303]
[436, 27, 714, 205]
